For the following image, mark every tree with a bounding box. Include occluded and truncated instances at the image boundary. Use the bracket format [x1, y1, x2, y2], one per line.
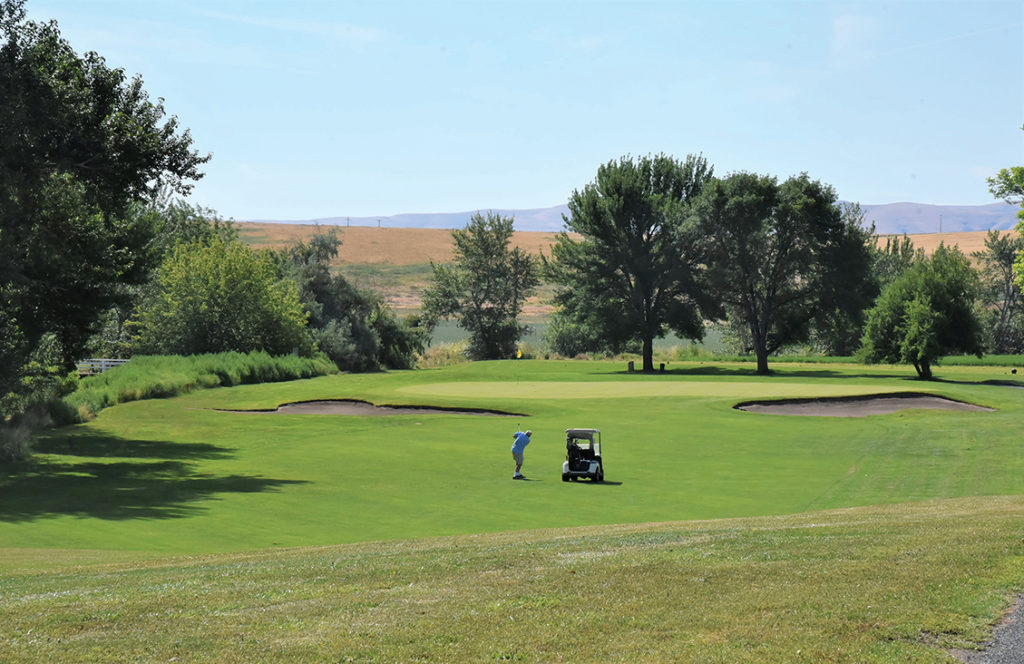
[973, 230, 1024, 354]
[422, 212, 539, 360]
[986, 138, 1024, 351]
[872, 233, 923, 290]
[132, 238, 312, 357]
[987, 166, 1024, 207]
[545, 154, 715, 371]
[810, 203, 879, 355]
[275, 228, 426, 371]
[1, 0, 208, 373]
[150, 196, 237, 257]
[85, 197, 237, 359]
[859, 244, 982, 379]
[692, 172, 875, 373]
[987, 127, 1024, 211]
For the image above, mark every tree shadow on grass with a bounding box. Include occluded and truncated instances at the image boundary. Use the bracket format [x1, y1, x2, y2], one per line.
[32, 428, 235, 460]
[0, 430, 307, 523]
[935, 377, 1024, 389]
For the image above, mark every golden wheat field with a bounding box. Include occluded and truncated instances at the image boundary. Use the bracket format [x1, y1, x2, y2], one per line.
[237, 222, 1013, 268]
[875, 230, 1014, 256]
[235, 222, 1015, 314]
[235, 222, 570, 266]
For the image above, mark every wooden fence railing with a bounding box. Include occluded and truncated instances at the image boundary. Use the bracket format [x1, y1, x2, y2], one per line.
[76, 358, 130, 376]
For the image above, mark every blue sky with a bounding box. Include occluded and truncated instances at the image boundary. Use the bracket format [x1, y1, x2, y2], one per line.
[26, 1, 1024, 220]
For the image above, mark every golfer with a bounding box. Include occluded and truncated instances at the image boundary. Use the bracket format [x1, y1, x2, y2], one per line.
[511, 430, 532, 479]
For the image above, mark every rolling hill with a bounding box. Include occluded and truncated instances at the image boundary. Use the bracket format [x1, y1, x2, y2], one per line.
[242, 201, 1020, 235]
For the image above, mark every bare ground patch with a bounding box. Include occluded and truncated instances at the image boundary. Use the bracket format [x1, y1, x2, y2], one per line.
[735, 392, 996, 417]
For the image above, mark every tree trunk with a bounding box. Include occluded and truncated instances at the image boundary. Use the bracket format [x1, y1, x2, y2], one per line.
[752, 329, 770, 375]
[755, 348, 769, 374]
[642, 336, 654, 372]
[915, 360, 932, 380]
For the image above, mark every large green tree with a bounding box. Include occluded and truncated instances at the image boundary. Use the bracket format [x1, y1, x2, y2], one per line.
[84, 198, 237, 359]
[691, 172, 875, 374]
[987, 124, 1024, 227]
[545, 154, 715, 371]
[809, 203, 879, 355]
[132, 239, 312, 357]
[276, 228, 426, 371]
[973, 229, 1024, 354]
[987, 165, 1024, 213]
[859, 244, 982, 379]
[872, 233, 923, 291]
[986, 139, 1024, 333]
[1, 0, 207, 381]
[422, 212, 539, 360]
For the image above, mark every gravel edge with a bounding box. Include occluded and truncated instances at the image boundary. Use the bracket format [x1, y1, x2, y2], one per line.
[952, 595, 1024, 664]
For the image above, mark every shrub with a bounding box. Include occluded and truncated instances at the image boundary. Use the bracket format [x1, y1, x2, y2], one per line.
[416, 341, 471, 369]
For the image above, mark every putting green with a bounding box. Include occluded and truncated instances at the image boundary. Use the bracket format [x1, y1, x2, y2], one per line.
[398, 380, 934, 400]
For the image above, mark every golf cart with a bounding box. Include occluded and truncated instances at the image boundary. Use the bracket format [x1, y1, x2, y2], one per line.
[562, 428, 604, 482]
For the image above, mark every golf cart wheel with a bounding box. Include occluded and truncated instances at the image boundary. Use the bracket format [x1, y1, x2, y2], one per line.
[562, 473, 569, 482]
[596, 464, 604, 482]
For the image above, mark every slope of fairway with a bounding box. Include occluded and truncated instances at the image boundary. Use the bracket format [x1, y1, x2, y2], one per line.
[2, 361, 1023, 561]
[3, 497, 1023, 663]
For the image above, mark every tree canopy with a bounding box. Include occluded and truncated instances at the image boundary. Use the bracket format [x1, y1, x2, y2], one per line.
[132, 238, 312, 357]
[545, 154, 715, 371]
[691, 172, 875, 373]
[422, 212, 539, 360]
[872, 233, 923, 291]
[973, 230, 1024, 354]
[275, 228, 426, 371]
[859, 244, 982, 379]
[1, 0, 208, 371]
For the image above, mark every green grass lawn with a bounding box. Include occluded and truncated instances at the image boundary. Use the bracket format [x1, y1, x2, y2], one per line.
[3, 360, 1023, 559]
[3, 359, 1024, 661]
[2, 497, 1023, 662]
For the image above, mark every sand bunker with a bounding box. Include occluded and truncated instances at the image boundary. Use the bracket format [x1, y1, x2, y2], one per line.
[220, 399, 522, 417]
[736, 393, 995, 418]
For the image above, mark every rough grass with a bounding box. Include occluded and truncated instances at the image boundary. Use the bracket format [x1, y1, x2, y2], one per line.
[62, 352, 337, 422]
[2, 496, 1022, 662]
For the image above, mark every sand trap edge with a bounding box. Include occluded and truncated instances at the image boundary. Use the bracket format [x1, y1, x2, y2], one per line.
[215, 399, 526, 417]
[734, 392, 996, 418]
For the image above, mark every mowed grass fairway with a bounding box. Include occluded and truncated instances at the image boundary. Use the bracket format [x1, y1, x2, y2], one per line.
[3, 360, 1024, 661]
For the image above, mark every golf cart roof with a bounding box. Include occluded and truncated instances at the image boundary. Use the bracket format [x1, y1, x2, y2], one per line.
[565, 428, 600, 437]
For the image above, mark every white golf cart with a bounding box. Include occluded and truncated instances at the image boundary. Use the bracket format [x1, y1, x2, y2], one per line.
[561, 428, 604, 482]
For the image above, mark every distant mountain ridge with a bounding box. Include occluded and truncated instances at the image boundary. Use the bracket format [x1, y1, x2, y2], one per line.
[244, 201, 1020, 235]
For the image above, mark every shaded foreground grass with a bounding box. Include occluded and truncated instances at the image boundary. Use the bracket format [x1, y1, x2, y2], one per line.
[2, 496, 1023, 663]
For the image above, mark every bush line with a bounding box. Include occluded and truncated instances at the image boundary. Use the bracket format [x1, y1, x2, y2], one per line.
[60, 351, 338, 423]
